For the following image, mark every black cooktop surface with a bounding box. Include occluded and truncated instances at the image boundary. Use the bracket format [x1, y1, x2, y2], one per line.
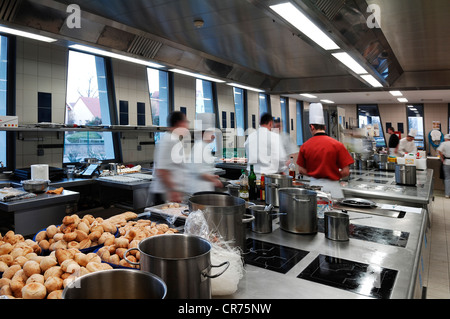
[243, 238, 309, 274]
[298, 254, 398, 299]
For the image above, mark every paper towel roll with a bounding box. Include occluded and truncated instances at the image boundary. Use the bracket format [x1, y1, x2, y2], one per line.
[31, 164, 49, 180]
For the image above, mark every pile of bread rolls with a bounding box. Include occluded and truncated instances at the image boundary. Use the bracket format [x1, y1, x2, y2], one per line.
[34, 214, 118, 252]
[0, 230, 113, 299]
[96, 219, 179, 268]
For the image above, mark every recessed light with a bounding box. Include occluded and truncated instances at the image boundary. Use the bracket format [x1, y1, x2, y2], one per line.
[332, 52, 367, 75]
[390, 91, 403, 97]
[397, 98, 408, 103]
[321, 99, 334, 104]
[300, 94, 317, 99]
[360, 74, 383, 88]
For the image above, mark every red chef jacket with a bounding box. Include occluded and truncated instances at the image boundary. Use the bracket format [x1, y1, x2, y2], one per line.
[297, 133, 354, 181]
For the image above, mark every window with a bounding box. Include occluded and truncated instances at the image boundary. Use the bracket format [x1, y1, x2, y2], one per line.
[357, 104, 386, 148]
[196, 79, 215, 114]
[259, 93, 270, 117]
[64, 50, 118, 163]
[137, 102, 145, 126]
[280, 97, 289, 133]
[147, 68, 169, 143]
[296, 100, 304, 146]
[233, 87, 246, 136]
[0, 35, 11, 170]
[407, 104, 425, 150]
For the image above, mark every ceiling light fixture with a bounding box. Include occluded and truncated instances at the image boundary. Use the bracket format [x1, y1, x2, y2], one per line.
[0, 25, 57, 43]
[397, 98, 408, 103]
[169, 68, 225, 83]
[332, 52, 367, 75]
[269, 2, 340, 51]
[227, 83, 265, 93]
[390, 91, 403, 97]
[320, 99, 334, 104]
[300, 93, 317, 99]
[70, 44, 164, 68]
[360, 74, 383, 88]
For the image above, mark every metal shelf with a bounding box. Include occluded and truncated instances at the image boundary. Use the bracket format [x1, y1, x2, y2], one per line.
[0, 125, 170, 132]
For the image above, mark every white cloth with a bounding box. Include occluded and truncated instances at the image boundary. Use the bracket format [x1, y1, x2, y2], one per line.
[189, 140, 217, 194]
[309, 103, 325, 125]
[244, 127, 287, 177]
[150, 131, 187, 195]
[438, 141, 450, 165]
[309, 177, 344, 199]
[398, 137, 417, 156]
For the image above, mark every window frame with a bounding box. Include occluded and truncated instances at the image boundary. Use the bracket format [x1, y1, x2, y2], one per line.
[406, 104, 426, 150]
[63, 49, 122, 165]
[280, 97, 289, 133]
[195, 78, 220, 129]
[232, 87, 248, 136]
[357, 104, 386, 148]
[258, 93, 271, 118]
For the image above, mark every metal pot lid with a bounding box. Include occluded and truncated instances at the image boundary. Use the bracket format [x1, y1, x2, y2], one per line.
[339, 198, 376, 208]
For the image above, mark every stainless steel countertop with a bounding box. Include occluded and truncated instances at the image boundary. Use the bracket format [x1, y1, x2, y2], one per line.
[223, 205, 428, 299]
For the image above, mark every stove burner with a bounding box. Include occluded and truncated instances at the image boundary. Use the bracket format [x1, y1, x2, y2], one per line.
[298, 254, 398, 299]
[244, 239, 309, 274]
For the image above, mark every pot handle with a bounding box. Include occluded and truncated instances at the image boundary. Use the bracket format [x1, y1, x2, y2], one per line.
[202, 261, 230, 279]
[293, 197, 310, 202]
[268, 183, 280, 188]
[242, 213, 255, 223]
[123, 247, 140, 268]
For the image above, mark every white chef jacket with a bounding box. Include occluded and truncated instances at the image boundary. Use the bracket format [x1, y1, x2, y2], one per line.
[189, 139, 217, 194]
[244, 127, 287, 177]
[150, 131, 187, 195]
[398, 137, 417, 156]
[438, 141, 450, 165]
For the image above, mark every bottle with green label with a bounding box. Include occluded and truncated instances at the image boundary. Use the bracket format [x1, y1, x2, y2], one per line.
[248, 165, 257, 200]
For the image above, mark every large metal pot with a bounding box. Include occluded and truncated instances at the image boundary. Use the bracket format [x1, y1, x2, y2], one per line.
[124, 234, 229, 299]
[62, 269, 167, 299]
[278, 188, 318, 234]
[395, 164, 417, 186]
[265, 174, 293, 207]
[378, 161, 396, 171]
[188, 194, 254, 252]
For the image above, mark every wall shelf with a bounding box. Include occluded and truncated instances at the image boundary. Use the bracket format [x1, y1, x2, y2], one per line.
[0, 125, 170, 133]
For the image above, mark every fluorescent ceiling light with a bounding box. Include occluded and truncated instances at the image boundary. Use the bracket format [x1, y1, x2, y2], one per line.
[390, 91, 403, 97]
[300, 93, 317, 99]
[332, 52, 367, 74]
[0, 26, 57, 43]
[270, 2, 340, 51]
[227, 83, 264, 93]
[407, 105, 414, 108]
[321, 99, 334, 104]
[70, 44, 164, 68]
[397, 98, 409, 103]
[170, 68, 225, 83]
[410, 108, 418, 111]
[360, 74, 383, 88]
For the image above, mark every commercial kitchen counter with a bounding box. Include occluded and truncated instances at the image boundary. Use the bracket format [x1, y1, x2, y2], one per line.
[226, 203, 429, 299]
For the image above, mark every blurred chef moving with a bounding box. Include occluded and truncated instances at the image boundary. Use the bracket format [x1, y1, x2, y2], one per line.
[150, 111, 189, 204]
[245, 113, 287, 178]
[297, 103, 354, 199]
[273, 117, 299, 173]
[387, 127, 400, 156]
[398, 130, 418, 156]
[190, 113, 223, 194]
[437, 134, 450, 198]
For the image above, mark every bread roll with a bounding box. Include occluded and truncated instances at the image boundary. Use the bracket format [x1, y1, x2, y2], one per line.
[114, 237, 129, 249]
[46, 225, 58, 238]
[55, 249, 72, 264]
[60, 259, 80, 274]
[63, 232, 77, 242]
[108, 254, 120, 265]
[26, 273, 45, 285]
[39, 239, 50, 250]
[44, 266, 63, 281]
[0, 261, 8, 272]
[0, 242, 12, 255]
[0, 254, 13, 266]
[86, 261, 103, 273]
[74, 253, 88, 267]
[86, 253, 101, 264]
[10, 275, 25, 298]
[53, 233, 64, 242]
[50, 240, 67, 251]
[101, 221, 117, 234]
[44, 276, 64, 293]
[47, 289, 63, 299]
[0, 283, 13, 296]
[22, 260, 41, 277]
[67, 241, 80, 249]
[0, 277, 11, 289]
[78, 238, 91, 249]
[74, 229, 88, 242]
[62, 215, 75, 226]
[40, 256, 57, 272]
[12, 255, 28, 267]
[22, 282, 47, 299]
[2, 264, 21, 279]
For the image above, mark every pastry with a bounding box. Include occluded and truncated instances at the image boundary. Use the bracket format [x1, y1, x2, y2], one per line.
[21, 282, 47, 299]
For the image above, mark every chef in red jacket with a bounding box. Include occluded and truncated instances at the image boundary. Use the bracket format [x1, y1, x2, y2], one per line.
[297, 103, 354, 199]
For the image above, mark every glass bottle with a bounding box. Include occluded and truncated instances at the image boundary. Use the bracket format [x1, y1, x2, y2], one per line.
[248, 165, 257, 200]
[288, 156, 296, 181]
[239, 170, 249, 201]
[260, 174, 265, 201]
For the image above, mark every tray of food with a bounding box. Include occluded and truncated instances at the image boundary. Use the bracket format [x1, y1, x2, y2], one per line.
[145, 202, 189, 220]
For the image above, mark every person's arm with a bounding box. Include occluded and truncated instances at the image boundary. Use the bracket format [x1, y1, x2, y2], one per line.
[340, 166, 350, 178]
[299, 166, 308, 176]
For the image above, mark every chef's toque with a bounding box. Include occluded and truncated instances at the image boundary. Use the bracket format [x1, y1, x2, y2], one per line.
[309, 103, 325, 125]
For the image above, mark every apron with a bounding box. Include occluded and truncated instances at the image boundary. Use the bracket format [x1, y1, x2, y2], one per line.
[309, 177, 344, 199]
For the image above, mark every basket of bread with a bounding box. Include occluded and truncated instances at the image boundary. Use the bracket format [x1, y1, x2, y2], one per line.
[0, 230, 113, 299]
[96, 219, 179, 269]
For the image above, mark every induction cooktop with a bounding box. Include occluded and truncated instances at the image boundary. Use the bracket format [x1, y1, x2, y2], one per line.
[298, 254, 398, 299]
[243, 238, 309, 274]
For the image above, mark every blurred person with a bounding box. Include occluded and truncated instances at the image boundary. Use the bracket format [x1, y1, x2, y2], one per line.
[273, 117, 299, 173]
[398, 130, 418, 156]
[438, 134, 450, 198]
[387, 127, 399, 156]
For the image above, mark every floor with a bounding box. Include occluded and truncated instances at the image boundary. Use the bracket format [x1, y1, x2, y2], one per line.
[426, 190, 450, 299]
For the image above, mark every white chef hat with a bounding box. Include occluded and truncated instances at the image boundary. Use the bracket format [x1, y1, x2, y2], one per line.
[407, 129, 417, 138]
[309, 103, 325, 125]
[444, 134, 450, 140]
[195, 113, 216, 131]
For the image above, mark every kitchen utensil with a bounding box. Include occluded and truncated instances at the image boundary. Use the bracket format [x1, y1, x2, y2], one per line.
[123, 234, 229, 299]
[248, 205, 273, 234]
[395, 164, 417, 186]
[278, 187, 318, 234]
[324, 211, 350, 241]
[188, 193, 254, 252]
[62, 269, 167, 299]
[338, 198, 377, 208]
[20, 179, 50, 193]
[264, 174, 293, 207]
[227, 184, 240, 197]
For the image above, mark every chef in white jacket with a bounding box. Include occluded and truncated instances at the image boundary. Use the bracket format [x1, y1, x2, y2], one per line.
[398, 129, 418, 156]
[190, 113, 223, 194]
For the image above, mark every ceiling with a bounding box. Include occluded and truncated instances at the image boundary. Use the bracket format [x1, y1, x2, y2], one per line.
[3, 0, 450, 103]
